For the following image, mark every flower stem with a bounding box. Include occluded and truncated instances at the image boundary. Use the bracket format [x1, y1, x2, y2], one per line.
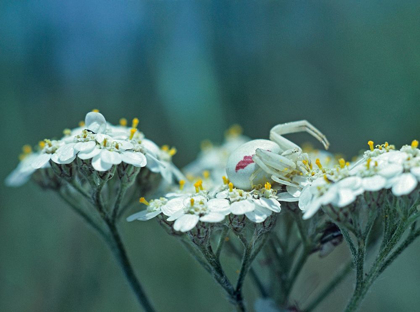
[106, 220, 156, 312]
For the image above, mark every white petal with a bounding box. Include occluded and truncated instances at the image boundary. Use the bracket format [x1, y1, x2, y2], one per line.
[167, 209, 186, 221]
[302, 197, 323, 220]
[320, 187, 338, 205]
[298, 187, 313, 211]
[336, 189, 356, 207]
[58, 143, 77, 162]
[91, 153, 113, 171]
[278, 192, 299, 202]
[161, 198, 185, 216]
[173, 214, 199, 232]
[78, 148, 101, 160]
[215, 191, 229, 199]
[230, 200, 256, 215]
[121, 151, 147, 167]
[257, 198, 281, 213]
[146, 154, 163, 173]
[337, 176, 362, 190]
[127, 210, 161, 221]
[5, 167, 34, 187]
[379, 163, 403, 179]
[245, 206, 271, 223]
[101, 150, 122, 165]
[208, 199, 230, 214]
[200, 213, 225, 223]
[411, 167, 420, 180]
[31, 154, 51, 169]
[392, 173, 418, 196]
[85, 112, 107, 133]
[387, 151, 408, 164]
[117, 140, 133, 150]
[286, 185, 301, 197]
[362, 176, 386, 192]
[74, 141, 96, 153]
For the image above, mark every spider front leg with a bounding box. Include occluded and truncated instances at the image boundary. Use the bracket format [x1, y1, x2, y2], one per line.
[269, 120, 330, 152]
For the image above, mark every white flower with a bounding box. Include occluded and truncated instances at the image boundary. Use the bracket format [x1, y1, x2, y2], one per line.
[31, 140, 64, 168]
[350, 141, 420, 196]
[127, 197, 177, 221]
[300, 176, 363, 220]
[167, 195, 230, 232]
[5, 153, 40, 187]
[78, 134, 146, 171]
[217, 182, 281, 223]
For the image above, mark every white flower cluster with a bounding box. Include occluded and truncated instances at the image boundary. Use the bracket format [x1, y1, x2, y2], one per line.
[6, 111, 181, 186]
[295, 140, 420, 219]
[128, 179, 281, 232]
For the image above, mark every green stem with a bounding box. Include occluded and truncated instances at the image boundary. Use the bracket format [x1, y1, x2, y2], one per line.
[112, 183, 128, 222]
[216, 226, 229, 260]
[227, 239, 268, 298]
[106, 220, 156, 312]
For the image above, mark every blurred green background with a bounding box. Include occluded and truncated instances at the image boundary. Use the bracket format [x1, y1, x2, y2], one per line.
[1, 1, 420, 311]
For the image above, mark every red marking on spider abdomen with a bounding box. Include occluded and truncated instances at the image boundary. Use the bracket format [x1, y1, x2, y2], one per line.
[235, 155, 254, 172]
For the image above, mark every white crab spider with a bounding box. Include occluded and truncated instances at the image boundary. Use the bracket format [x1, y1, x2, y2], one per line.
[226, 120, 329, 190]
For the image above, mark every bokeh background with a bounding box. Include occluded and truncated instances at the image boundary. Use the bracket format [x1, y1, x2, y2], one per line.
[1, 1, 420, 311]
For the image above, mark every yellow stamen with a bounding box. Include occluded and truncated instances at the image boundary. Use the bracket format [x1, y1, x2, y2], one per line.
[169, 147, 177, 156]
[339, 158, 345, 169]
[38, 141, 46, 149]
[375, 161, 378, 167]
[119, 118, 127, 127]
[384, 142, 389, 149]
[302, 160, 308, 166]
[22, 145, 32, 154]
[179, 180, 185, 191]
[239, 190, 243, 196]
[139, 197, 149, 206]
[224, 237, 230, 242]
[63, 128, 71, 136]
[366, 158, 372, 170]
[79, 121, 85, 127]
[129, 128, 137, 140]
[92, 109, 99, 113]
[346, 161, 350, 167]
[225, 124, 243, 137]
[103, 138, 108, 146]
[229, 182, 234, 192]
[323, 174, 330, 183]
[194, 180, 203, 193]
[200, 140, 213, 151]
[325, 156, 331, 164]
[18, 154, 26, 161]
[186, 174, 195, 181]
[132, 118, 139, 128]
[315, 158, 322, 169]
[222, 176, 229, 185]
[190, 198, 195, 206]
[264, 182, 271, 190]
[161, 145, 169, 152]
[203, 170, 210, 179]
[368, 140, 374, 151]
[411, 140, 419, 148]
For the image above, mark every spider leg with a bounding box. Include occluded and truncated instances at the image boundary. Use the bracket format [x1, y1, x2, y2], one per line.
[270, 120, 330, 150]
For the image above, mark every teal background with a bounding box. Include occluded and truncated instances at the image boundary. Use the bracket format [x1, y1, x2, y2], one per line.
[1, 1, 420, 311]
